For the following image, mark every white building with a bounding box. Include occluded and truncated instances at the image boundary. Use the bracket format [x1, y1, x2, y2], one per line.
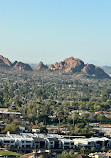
[45, 138, 56, 149]
[7, 134, 34, 148]
[16, 138, 33, 148]
[59, 139, 75, 149]
[32, 129, 40, 133]
[73, 137, 110, 148]
[0, 137, 15, 147]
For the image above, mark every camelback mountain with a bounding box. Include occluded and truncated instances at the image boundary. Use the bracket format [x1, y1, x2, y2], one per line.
[37, 57, 110, 79]
[0, 55, 32, 71]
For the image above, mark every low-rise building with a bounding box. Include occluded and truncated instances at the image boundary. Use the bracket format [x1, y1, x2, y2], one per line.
[73, 137, 110, 148]
[45, 138, 56, 149]
[32, 129, 40, 133]
[7, 133, 34, 149]
[0, 137, 15, 148]
[59, 139, 75, 149]
[34, 137, 46, 149]
[0, 108, 21, 119]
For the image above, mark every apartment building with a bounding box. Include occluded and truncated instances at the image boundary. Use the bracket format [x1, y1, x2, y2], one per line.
[73, 137, 110, 148]
[59, 138, 75, 149]
[0, 137, 15, 148]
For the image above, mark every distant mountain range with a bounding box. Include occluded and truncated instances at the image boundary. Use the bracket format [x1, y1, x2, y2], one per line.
[0, 55, 110, 79]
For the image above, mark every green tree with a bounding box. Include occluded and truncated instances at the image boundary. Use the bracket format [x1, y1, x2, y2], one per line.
[80, 147, 87, 154]
[37, 114, 50, 126]
[2, 122, 19, 133]
[91, 147, 96, 152]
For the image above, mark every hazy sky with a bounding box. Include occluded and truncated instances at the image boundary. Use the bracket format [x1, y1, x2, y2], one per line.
[0, 0, 111, 65]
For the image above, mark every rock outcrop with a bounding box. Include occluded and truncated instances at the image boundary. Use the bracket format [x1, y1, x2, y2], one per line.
[48, 57, 85, 73]
[82, 64, 110, 78]
[64, 57, 85, 73]
[0, 55, 110, 78]
[46, 57, 110, 79]
[13, 61, 32, 71]
[0, 59, 10, 68]
[0, 55, 12, 67]
[0, 55, 32, 71]
[37, 62, 48, 70]
[47, 57, 85, 72]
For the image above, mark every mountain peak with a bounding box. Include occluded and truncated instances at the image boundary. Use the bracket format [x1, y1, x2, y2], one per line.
[37, 61, 48, 70]
[0, 55, 12, 66]
[13, 61, 33, 71]
[0, 55, 32, 71]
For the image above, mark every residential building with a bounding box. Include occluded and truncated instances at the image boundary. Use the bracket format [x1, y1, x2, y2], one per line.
[73, 137, 110, 148]
[59, 139, 75, 149]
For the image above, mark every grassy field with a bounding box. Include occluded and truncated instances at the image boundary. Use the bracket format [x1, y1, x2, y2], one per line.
[0, 150, 21, 157]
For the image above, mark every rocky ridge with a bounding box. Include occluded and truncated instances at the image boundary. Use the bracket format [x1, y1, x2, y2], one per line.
[13, 61, 33, 71]
[37, 57, 110, 79]
[0, 55, 32, 71]
[0, 55, 110, 78]
[0, 55, 12, 67]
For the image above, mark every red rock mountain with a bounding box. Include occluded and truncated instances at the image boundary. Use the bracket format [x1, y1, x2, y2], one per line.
[82, 64, 109, 78]
[0, 55, 12, 67]
[37, 61, 48, 70]
[0, 55, 32, 71]
[0, 55, 110, 78]
[47, 57, 85, 72]
[13, 61, 32, 71]
[37, 57, 110, 79]
[0, 59, 10, 68]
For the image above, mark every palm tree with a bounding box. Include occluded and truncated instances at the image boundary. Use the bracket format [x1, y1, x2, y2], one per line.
[72, 112, 75, 126]
[57, 111, 63, 127]
[35, 120, 38, 127]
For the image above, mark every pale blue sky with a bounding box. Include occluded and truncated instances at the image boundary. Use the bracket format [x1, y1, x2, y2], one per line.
[0, 0, 111, 65]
